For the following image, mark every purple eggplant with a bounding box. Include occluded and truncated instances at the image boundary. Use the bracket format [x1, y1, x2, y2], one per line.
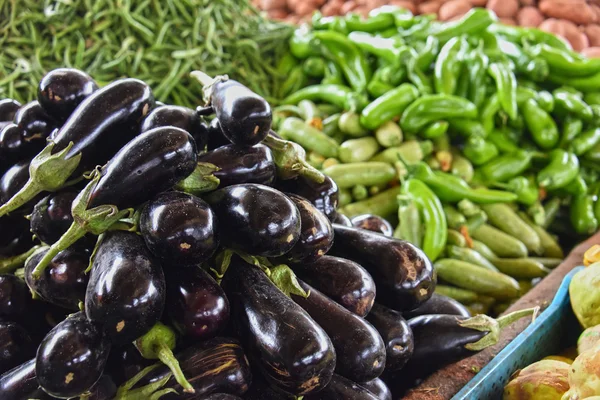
[277, 175, 339, 220]
[0, 100, 21, 121]
[0, 275, 30, 320]
[206, 119, 230, 151]
[0, 321, 35, 375]
[13, 101, 57, 143]
[30, 191, 78, 245]
[304, 374, 379, 400]
[403, 293, 471, 320]
[141, 105, 208, 151]
[0, 358, 37, 400]
[351, 214, 393, 237]
[360, 378, 392, 400]
[38, 68, 99, 122]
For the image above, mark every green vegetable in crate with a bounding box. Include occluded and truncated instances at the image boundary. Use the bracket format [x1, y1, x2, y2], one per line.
[339, 186, 402, 218]
[563, 344, 600, 399]
[433, 37, 464, 96]
[578, 325, 600, 355]
[503, 360, 570, 400]
[480, 150, 536, 183]
[375, 121, 403, 148]
[492, 177, 539, 206]
[370, 140, 434, 164]
[339, 137, 380, 163]
[480, 203, 543, 255]
[523, 99, 559, 150]
[282, 84, 369, 112]
[570, 263, 600, 329]
[360, 84, 419, 130]
[400, 94, 478, 134]
[278, 117, 339, 159]
[488, 62, 518, 121]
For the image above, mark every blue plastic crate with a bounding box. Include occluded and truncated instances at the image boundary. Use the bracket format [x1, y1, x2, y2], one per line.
[452, 266, 584, 400]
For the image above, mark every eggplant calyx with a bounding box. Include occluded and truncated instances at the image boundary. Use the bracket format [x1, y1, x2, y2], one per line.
[262, 133, 325, 183]
[190, 70, 229, 105]
[174, 162, 220, 195]
[0, 141, 82, 217]
[0, 245, 41, 274]
[212, 249, 271, 281]
[270, 264, 310, 298]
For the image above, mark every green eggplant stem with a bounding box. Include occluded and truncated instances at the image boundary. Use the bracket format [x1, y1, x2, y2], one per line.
[0, 246, 41, 274]
[31, 221, 86, 280]
[156, 342, 194, 393]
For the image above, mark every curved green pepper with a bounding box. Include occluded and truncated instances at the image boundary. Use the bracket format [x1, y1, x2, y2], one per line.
[394, 196, 423, 248]
[400, 94, 478, 133]
[463, 137, 499, 166]
[536, 149, 579, 190]
[561, 175, 588, 197]
[559, 116, 583, 149]
[488, 128, 521, 153]
[548, 70, 600, 92]
[290, 27, 316, 59]
[415, 36, 439, 71]
[468, 44, 490, 109]
[488, 62, 518, 121]
[434, 37, 464, 95]
[347, 32, 405, 64]
[432, 8, 497, 43]
[282, 84, 369, 112]
[421, 121, 449, 139]
[489, 25, 573, 52]
[303, 57, 326, 78]
[494, 176, 539, 206]
[571, 194, 599, 235]
[322, 61, 345, 85]
[523, 98, 559, 150]
[345, 6, 404, 32]
[278, 66, 307, 99]
[529, 43, 600, 77]
[406, 50, 434, 95]
[481, 94, 501, 135]
[360, 83, 419, 130]
[572, 128, 600, 156]
[480, 150, 534, 183]
[553, 89, 594, 121]
[448, 119, 487, 138]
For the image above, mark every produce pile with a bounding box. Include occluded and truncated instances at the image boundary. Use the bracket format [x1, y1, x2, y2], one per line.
[256, 0, 600, 56]
[273, 6, 600, 316]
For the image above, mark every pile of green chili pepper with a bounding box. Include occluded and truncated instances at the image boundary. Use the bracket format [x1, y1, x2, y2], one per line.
[274, 6, 600, 316]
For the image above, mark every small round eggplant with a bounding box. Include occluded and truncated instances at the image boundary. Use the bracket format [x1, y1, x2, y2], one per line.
[166, 266, 230, 340]
[30, 191, 77, 245]
[197, 144, 276, 187]
[36, 312, 111, 399]
[330, 224, 435, 312]
[351, 214, 393, 237]
[277, 175, 339, 220]
[0, 358, 37, 400]
[13, 101, 57, 142]
[0, 99, 21, 121]
[360, 378, 392, 400]
[25, 245, 90, 310]
[304, 374, 379, 400]
[206, 119, 230, 150]
[223, 257, 335, 395]
[140, 191, 219, 266]
[291, 255, 376, 317]
[208, 78, 272, 146]
[365, 303, 414, 372]
[0, 274, 30, 320]
[141, 105, 208, 151]
[205, 184, 301, 257]
[0, 160, 30, 205]
[284, 193, 333, 263]
[403, 293, 471, 320]
[0, 322, 35, 375]
[105, 344, 153, 386]
[85, 231, 166, 345]
[0, 123, 44, 165]
[87, 126, 197, 210]
[291, 280, 386, 383]
[333, 213, 352, 227]
[37, 68, 98, 122]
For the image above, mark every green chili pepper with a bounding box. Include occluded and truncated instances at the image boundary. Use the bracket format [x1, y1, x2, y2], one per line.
[375, 121, 403, 148]
[322, 114, 341, 137]
[312, 30, 372, 92]
[488, 62, 518, 121]
[394, 196, 423, 248]
[432, 8, 497, 43]
[481, 94, 501, 135]
[446, 229, 467, 247]
[398, 15, 432, 38]
[434, 36, 464, 95]
[463, 137, 499, 166]
[560, 175, 588, 198]
[467, 44, 490, 109]
[324, 161, 396, 189]
[360, 83, 419, 130]
[302, 57, 326, 78]
[339, 111, 369, 137]
[400, 94, 478, 133]
[571, 194, 599, 235]
[584, 141, 600, 163]
[548, 71, 600, 92]
[523, 99, 559, 150]
[572, 128, 600, 156]
[347, 32, 404, 64]
[481, 203, 543, 255]
[489, 25, 573, 52]
[322, 61, 345, 86]
[493, 176, 538, 206]
[290, 27, 316, 59]
[406, 52, 434, 95]
[279, 117, 339, 159]
[553, 89, 594, 121]
[451, 153, 474, 182]
[537, 149, 579, 190]
[339, 188, 353, 207]
[421, 121, 449, 139]
[480, 150, 534, 182]
[388, 6, 415, 29]
[559, 116, 583, 149]
[312, 12, 348, 33]
[488, 128, 521, 153]
[298, 100, 322, 123]
[340, 186, 402, 218]
[370, 140, 434, 164]
[529, 43, 600, 77]
[495, 38, 549, 82]
[339, 137, 380, 163]
[352, 184, 369, 201]
[444, 205, 467, 229]
[367, 80, 395, 99]
[447, 245, 499, 272]
[279, 66, 308, 99]
[415, 36, 439, 71]
[402, 179, 447, 261]
[584, 92, 600, 105]
[536, 91, 555, 112]
[448, 119, 487, 138]
[345, 7, 399, 32]
[283, 84, 369, 112]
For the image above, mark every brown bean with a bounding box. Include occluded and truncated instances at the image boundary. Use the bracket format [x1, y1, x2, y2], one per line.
[582, 46, 600, 58]
[268, 8, 289, 19]
[418, 0, 443, 14]
[291, 1, 318, 15]
[539, 0, 596, 25]
[516, 6, 545, 27]
[591, 5, 600, 22]
[469, 0, 488, 6]
[438, 0, 472, 21]
[487, 0, 519, 18]
[390, 0, 417, 13]
[520, 0, 536, 6]
[540, 18, 589, 51]
[340, 0, 358, 14]
[260, 0, 288, 10]
[585, 24, 600, 47]
[321, 0, 343, 16]
[500, 17, 517, 25]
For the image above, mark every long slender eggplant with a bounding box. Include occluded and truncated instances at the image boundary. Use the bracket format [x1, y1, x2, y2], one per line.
[0, 274, 30, 320]
[277, 175, 339, 220]
[85, 231, 166, 345]
[141, 105, 209, 151]
[222, 257, 335, 395]
[0, 123, 47, 166]
[133, 337, 252, 398]
[13, 101, 57, 141]
[0, 358, 37, 400]
[36, 312, 111, 399]
[197, 144, 276, 187]
[206, 184, 301, 257]
[0, 321, 35, 375]
[365, 303, 414, 372]
[403, 293, 471, 320]
[359, 378, 392, 400]
[193, 72, 271, 147]
[0, 99, 21, 121]
[291, 280, 385, 383]
[304, 374, 379, 400]
[37, 68, 99, 122]
[291, 255, 376, 317]
[30, 191, 78, 245]
[330, 224, 435, 312]
[284, 193, 333, 263]
[166, 266, 230, 340]
[140, 191, 219, 266]
[351, 214, 393, 237]
[25, 245, 90, 310]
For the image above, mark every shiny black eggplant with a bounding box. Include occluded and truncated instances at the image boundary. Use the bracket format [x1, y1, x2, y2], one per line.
[25, 245, 90, 310]
[82, 374, 116, 400]
[365, 303, 414, 372]
[277, 175, 339, 220]
[0, 160, 30, 205]
[360, 378, 392, 400]
[38, 68, 98, 122]
[0, 274, 30, 320]
[403, 293, 471, 320]
[291, 280, 385, 383]
[351, 214, 393, 237]
[0, 123, 48, 165]
[13, 101, 57, 142]
[291, 255, 376, 317]
[85, 231, 166, 345]
[51, 78, 154, 172]
[304, 374, 379, 400]
[284, 193, 333, 263]
[333, 213, 352, 226]
[0, 99, 20, 121]
[205, 184, 301, 257]
[166, 266, 230, 340]
[0, 358, 37, 400]
[0, 217, 33, 256]
[205, 394, 243, 400]
[0, 321, 35, 375]
[105, 343, 153, 386]
[30, 191, 78, 245]
[141, 105, 208, 150]
[205, 78, 271, 146]
[197, 144, 276, 187]
[242, 374, 295, 400]
[222, 257, 335, 395]
[330, 224, 435, 312]
[206, 119, 230, 151]
[140, 191, 219, 266]
[87, 126, 197, 209]
[136, 337, 252, 398]
[36, 312, 111, 399]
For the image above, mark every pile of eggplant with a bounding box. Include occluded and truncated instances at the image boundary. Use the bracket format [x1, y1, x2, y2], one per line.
[0, 68, 535, 400]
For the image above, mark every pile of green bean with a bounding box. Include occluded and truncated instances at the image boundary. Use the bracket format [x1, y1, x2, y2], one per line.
[274, 7, 600, 315]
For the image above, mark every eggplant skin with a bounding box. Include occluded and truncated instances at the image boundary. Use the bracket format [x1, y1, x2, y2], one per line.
[223, 257, 336, 396]
[0, 358, 37, 400]
[304, 374, 379, 400]
[403, 293, 471, 320]
[359, 378, 392, 400]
